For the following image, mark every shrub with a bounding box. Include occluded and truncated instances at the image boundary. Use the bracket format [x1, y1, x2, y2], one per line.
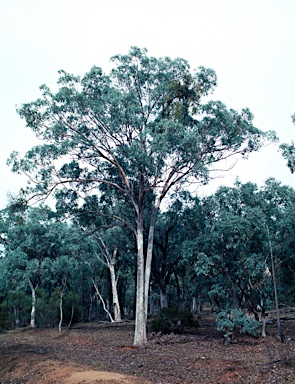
[149, 307, 197, 334]
[0, 308, 12, 332]
[216, 308, 260, 344]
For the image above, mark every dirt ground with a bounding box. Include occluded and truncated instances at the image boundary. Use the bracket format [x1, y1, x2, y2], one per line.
[0, 318, 295, 384]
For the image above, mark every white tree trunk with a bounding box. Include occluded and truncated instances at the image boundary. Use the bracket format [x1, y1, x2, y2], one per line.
[29, 279, 37, 328]
[261, 315, 267, 337]
[93, 280, 114, 322]
[94, 236, 122, 323]
[14, 306, 20, 327]
[134, 214, 147, 346]
[144, 202, 159, 320]
[191, 297, 197, 314]
[58, 276, 67, 332]
[134, 200, 160, 346]
[109, 263, 122, 322]
[59, 294, 63, 332]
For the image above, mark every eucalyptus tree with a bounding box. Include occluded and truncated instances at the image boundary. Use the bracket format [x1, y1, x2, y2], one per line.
[43, 228, 86, 330]
[151, 192, 203, 310]
[280, 113, 295, 173]
[88, 226, 135, 323]
[178, 194, 207, 310]
[258, 178, 295, 340]
[1, 203, 87, 328]
[190, 179, 295, 339]
[1, 205, 58, 327]
[195, 183, 273, 321]
[73, 193, 137, 322]
[152, 195, 187, 309]
[9, 47, 275, 345]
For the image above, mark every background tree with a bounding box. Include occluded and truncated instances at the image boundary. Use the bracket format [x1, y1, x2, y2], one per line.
[280, 113, 295, 173]
[152, 195, 187, 310]
[1, 205, 60, 328]
[258, 178, 295, 340]
[74, 192, 137, 322]
[198, 182, 272, 318]
[0, 203, 91, 329]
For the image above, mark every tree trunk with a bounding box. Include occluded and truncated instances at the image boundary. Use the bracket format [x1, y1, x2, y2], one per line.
[59, 294, 63, 332]
[134, 207, 146, 346]
[95, 236, 122, 322]
[67, 299, 75, 331]
[160, 288, 168, 309]
[198, 294, 202, 315]
[144, 202, 159, 320]
[88, 293, 97, 322]
[28, 279, 37, 328]
[134, 199, 160, 346]
[174, 269, 182, 308]
[59, 276, 67, 332]
[261, 314, 267, 337]
[93, 280, 114, 322]
[109, 263, 122, 322]
[267, 225, 284, 342]
[191, 297, 197, 314]
[13, 306, 20, 328]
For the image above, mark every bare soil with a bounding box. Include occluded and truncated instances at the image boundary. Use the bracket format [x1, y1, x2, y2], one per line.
[1, 318, 295, 384]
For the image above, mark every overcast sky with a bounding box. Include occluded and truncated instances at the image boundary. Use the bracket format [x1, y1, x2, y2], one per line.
[1, 0, 295, 209]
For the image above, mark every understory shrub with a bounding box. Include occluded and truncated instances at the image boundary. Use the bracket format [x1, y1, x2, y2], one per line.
[0, 308, 12, 332]
[216, 308, 260, 344]
[149, 307, 197, 334]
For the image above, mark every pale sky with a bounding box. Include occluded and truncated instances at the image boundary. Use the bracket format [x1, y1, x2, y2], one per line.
[1, 0, 295, 209]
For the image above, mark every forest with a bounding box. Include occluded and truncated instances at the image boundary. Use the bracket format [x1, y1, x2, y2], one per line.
[1, 47, 295, 350]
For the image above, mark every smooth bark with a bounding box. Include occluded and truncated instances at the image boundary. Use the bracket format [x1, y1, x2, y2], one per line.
[59, 295, 63, 332]
[109, 262, 122, 322]
[93, 280, 114, 322]
[29, 279, 37, 328]
[134, 205, 146, 345]
[58, 276, 67, 332]
[95, 236, 122, 322]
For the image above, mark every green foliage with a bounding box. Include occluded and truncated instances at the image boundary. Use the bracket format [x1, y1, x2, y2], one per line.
[9, 46, 275, 224]
[191, 181, 275, 316]
[36, 288, 59, 327]
[216, 309, 260, 344]
[149, 307, 196, 334]
[35, 288, 83, 327]
[62, 291, 83, 325]
[0, 308, 12, 332]
[279, 113, 295, 173]
[7, 291, 31, 327]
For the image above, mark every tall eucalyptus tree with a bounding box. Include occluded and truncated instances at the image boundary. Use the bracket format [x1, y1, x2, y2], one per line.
[9, 47, 275, 345]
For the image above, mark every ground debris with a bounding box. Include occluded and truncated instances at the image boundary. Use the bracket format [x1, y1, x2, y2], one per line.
[0, 320, 295, 384]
